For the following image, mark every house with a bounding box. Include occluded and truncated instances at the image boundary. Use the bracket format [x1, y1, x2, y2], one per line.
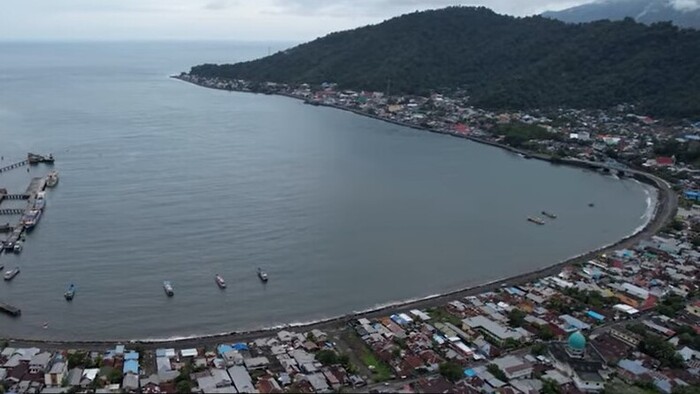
[29, 352, 52, 374]
[686, 301, 700, 318]
[44, 361, 67, 387]
[123, 359, 139, 375]
[304, 373, 330, 392]
[227, 366, 256, 393]
[123, 372, 139, 391]
[462, 315, 525, 346]
[491, 355, 533, 380]
[243, 356, 270, 370]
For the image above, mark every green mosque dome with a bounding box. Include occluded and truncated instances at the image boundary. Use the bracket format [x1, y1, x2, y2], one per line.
[568, 331, 586, 350]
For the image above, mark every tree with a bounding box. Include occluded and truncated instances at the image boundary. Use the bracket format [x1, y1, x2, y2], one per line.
[508, 309, 526, 327]
[542, 379, 561, 394]
[316, 349, 339, 366]
[439, 362, 463, 382]
[176, 381, 192, 394]
[537, 325, 555, 341]
[487, 364, 508, 381]
[673, 385, 700, 394]
[531, 343, 548, 356]
[108, 369, 122, 384]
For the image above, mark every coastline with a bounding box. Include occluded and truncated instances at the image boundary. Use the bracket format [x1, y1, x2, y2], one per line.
[2, 78, 677, 350]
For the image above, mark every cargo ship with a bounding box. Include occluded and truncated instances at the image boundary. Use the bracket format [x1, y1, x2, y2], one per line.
[541, 211, 557, 219]
[215, 274, 226, 289]
[46, 171, 59, 187]
[257, 268, 269, 282]
[64, 284, 76, 301]
[163, 281, 174, 296]
[527, 216, 545, 225]
[4, 267, 20, 281]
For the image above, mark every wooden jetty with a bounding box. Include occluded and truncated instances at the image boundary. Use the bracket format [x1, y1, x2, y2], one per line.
[0, 209, 24, 215]
[0, 160, 28, 173]
[0, 302, 22, 317]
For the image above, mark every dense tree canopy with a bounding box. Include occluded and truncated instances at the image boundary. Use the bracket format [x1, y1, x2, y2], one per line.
[189, 7, 700, 118]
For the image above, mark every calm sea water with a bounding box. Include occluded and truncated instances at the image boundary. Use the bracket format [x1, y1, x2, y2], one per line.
[0, 42, 654, 340]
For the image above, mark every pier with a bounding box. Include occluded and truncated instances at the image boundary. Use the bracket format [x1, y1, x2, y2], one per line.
[0, 302, 22, 317]
[0, 208, 25, 215]
[0, 160, 29, 173]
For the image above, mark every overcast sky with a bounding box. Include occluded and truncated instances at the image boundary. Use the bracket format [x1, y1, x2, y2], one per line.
[0, 0, 603, 42]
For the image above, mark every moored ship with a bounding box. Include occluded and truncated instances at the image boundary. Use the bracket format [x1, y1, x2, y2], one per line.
[257, 267, 268, 282]
[163, 281, 174, 296]
[541, 211, 557, 219]
[215, 274, 226, 289]
[65, 284, 76, 301]
[46, 171, 59, 187]
[22, 209, 42, 230]
[4, 267, 20, 281]
[13, 240, 23, 253]
[527, 216, 545, 225]
[34, 191, 46, 210]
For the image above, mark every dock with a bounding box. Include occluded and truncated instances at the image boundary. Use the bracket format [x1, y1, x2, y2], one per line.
[0, 160, 29, 173]
[0, 302, 21, 316]
[0, 175, 50, 252]
[27, 152, 54, 165]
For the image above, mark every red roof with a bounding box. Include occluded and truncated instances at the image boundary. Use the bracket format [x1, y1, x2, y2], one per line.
[655, 156, 675, 165]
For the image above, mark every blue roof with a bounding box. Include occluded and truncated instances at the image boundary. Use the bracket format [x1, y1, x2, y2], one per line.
[586, 310, 605, 321]
[232, 343, 248, 351]
[217, 345, 233, 355]
[124, 351, 139, 360]
[123, 359, 139, 374]
[618, 359, 648, 375]
[464, 368, 476, 377]
[560, 314, 591, 330]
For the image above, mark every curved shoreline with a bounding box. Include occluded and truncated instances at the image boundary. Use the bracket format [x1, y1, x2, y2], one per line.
[2, 82, 677, 350]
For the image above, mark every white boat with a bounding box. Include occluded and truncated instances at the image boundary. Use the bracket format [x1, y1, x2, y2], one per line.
[46, 171, 59, 187]
[257, 268, 268, 282]
[13, 241, 23, 253]
[215, 274, 226, 289]
[163, 281, 174, 296]
[4, 267, 20, 281]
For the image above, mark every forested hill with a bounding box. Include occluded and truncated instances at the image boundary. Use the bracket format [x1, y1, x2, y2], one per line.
[189, 7, 700, 118]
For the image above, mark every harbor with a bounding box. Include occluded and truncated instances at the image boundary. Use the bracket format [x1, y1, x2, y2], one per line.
[0, 153, 56, 317]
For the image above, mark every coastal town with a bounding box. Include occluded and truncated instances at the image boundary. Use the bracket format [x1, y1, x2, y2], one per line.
[2, 76, 700, 394]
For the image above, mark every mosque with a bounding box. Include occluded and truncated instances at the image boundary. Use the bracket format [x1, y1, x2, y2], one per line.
[547, 331, 609, 392]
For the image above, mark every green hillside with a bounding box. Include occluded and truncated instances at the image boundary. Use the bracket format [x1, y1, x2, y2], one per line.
[189, 7, 700, 118]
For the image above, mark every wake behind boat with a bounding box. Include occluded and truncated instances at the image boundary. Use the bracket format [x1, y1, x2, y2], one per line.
[163, 281, 174, 296]
[64, 284, 76, 301]
[257, 267, 268, 282]
[215, 274, 226, 289]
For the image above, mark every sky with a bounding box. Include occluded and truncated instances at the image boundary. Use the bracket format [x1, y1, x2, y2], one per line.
[0, 0, 596, 42]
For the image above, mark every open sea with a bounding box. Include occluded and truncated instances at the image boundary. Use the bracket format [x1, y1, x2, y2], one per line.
[0, 41, 655, 340]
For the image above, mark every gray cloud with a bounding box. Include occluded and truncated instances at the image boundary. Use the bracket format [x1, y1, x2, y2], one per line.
[670, 0, 700, 11]
[0, 0, 594, 41]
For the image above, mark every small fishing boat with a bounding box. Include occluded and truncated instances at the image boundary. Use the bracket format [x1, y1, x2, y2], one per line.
[163, 281, 174, 296]
[527, 216, 545, 225]
[64, 284, 76, 301]
[46, 171, 59, 187]
[4, 267, 20, 281]
[13, 241, 23, 253]
[541, 211, 557, 219]
[257, 267, 268, 282]
[215, 274, 226, 289]
[588, 203, 595, 207]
